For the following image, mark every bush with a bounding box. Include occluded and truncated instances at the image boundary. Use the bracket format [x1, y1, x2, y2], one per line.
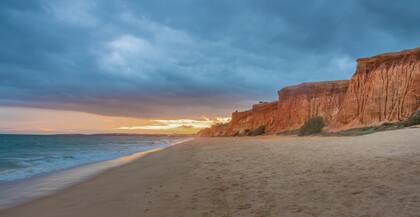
[251, 125, 265, 136]
[236, 129, 251, 136]
[298, 116, 325, 136]
[243, 129, 251, 136]
[402, 110, 420, 127]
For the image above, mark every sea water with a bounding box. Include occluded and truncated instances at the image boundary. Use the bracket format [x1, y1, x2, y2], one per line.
[0, 134, 189, 207]
[0, 134, 185, 182]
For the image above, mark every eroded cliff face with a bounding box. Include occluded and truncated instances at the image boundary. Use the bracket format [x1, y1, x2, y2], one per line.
[251, 101, 278, 133]
[224, 101, 278, 135]
[225, 110, 253, 135]
[198, 47, 420, 136]
[203, 79, 349, 136]
[197, 123, 228, 137]
[276, 80, 349, 132]
[332, 47, 420, 130]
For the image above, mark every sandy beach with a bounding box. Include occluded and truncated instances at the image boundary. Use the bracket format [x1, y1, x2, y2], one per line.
[1, 128, 420, 217]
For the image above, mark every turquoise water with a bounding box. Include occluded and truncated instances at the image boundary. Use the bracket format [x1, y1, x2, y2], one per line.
[0, 134, 183, 182]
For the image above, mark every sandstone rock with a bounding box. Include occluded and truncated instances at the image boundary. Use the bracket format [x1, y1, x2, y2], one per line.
[251, 101, 278, 134]
[225, 110, 253, 136]
[198, 46, 420, 136]
[224, 101, 279, 136]
[331, 47, 420, 130]
[197, 123, 228, 137]
[276, 80, 349, 132]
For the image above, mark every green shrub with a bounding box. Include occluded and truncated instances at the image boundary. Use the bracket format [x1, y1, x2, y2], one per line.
[251, 125, 265, 136]
[402, 110, 420, 127]
[298, 116, 325, 136]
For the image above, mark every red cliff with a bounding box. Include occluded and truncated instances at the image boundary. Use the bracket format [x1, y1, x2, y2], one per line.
[198, 47, 420, 136]
[197, 123, 228, 137]
[276, 80, 349, 132]
[224, 101, 278, 136]
[225, 110, 253, 136]
[251, 101, 278, 133]
[331, 47, 420, 130]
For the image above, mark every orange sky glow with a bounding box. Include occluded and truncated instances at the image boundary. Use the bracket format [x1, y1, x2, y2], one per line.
[0, 106, 230, 135]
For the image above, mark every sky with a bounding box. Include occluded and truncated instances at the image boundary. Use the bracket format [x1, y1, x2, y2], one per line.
[0, 0, 419, 134]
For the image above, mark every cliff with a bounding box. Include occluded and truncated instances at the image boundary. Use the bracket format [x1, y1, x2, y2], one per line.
[199, 79, 348, 136]
[224, 101, 278, 136]
[251, 101, 278, 133]
[197, 123, 228, 137]
[198, 47, 420, 136]
[225, 110, 253, 136]
[332, 47, 420, 130]
[276, 80, 349, 132]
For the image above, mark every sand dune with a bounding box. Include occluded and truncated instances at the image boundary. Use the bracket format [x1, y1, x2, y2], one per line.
[1, 128, 420, 217]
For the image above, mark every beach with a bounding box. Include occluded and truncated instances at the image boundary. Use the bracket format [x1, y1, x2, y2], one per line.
[1, 128, 420, 217]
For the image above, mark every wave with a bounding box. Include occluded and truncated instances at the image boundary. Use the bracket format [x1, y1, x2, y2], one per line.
[0, 135, 185, 182]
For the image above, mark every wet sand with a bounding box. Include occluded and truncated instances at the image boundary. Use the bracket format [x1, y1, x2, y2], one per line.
[1, 128, 420, 217]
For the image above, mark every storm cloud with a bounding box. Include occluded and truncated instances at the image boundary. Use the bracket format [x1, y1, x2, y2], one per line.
[0, 0, 419, 118]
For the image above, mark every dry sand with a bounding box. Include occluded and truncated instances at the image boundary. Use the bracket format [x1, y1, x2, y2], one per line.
[1, 128, 420, 217]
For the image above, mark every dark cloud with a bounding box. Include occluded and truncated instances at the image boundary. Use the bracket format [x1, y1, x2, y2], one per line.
[0, 0, 419, 118]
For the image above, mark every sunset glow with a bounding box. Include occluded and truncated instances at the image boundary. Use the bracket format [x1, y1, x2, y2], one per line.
[0, 106, 229, 134]
[118, 118, 230, 131]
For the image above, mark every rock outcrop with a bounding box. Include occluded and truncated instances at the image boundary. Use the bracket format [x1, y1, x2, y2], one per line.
[225, 110, 253, 136]
[198, 47, 420, 136]
[251, 101, 278, 133]
[332, 47, 420, 130]
[197, 123, 228, 137]
[224, 101, 278, 136]
[276, 80, 349, 132]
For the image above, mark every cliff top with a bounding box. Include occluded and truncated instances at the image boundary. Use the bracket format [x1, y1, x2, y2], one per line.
[357, 47, 420, 63]
[277, 80, 349, 97]
[252, 101, 277, 109]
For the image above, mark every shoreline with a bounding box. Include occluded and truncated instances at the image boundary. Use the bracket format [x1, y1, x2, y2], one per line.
[1, 129, 419, 216]
[0, 138, 193, 209]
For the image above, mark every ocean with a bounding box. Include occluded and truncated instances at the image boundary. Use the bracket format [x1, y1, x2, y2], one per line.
[0, 134, 189, 207]
[0, 134, 186, 182]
